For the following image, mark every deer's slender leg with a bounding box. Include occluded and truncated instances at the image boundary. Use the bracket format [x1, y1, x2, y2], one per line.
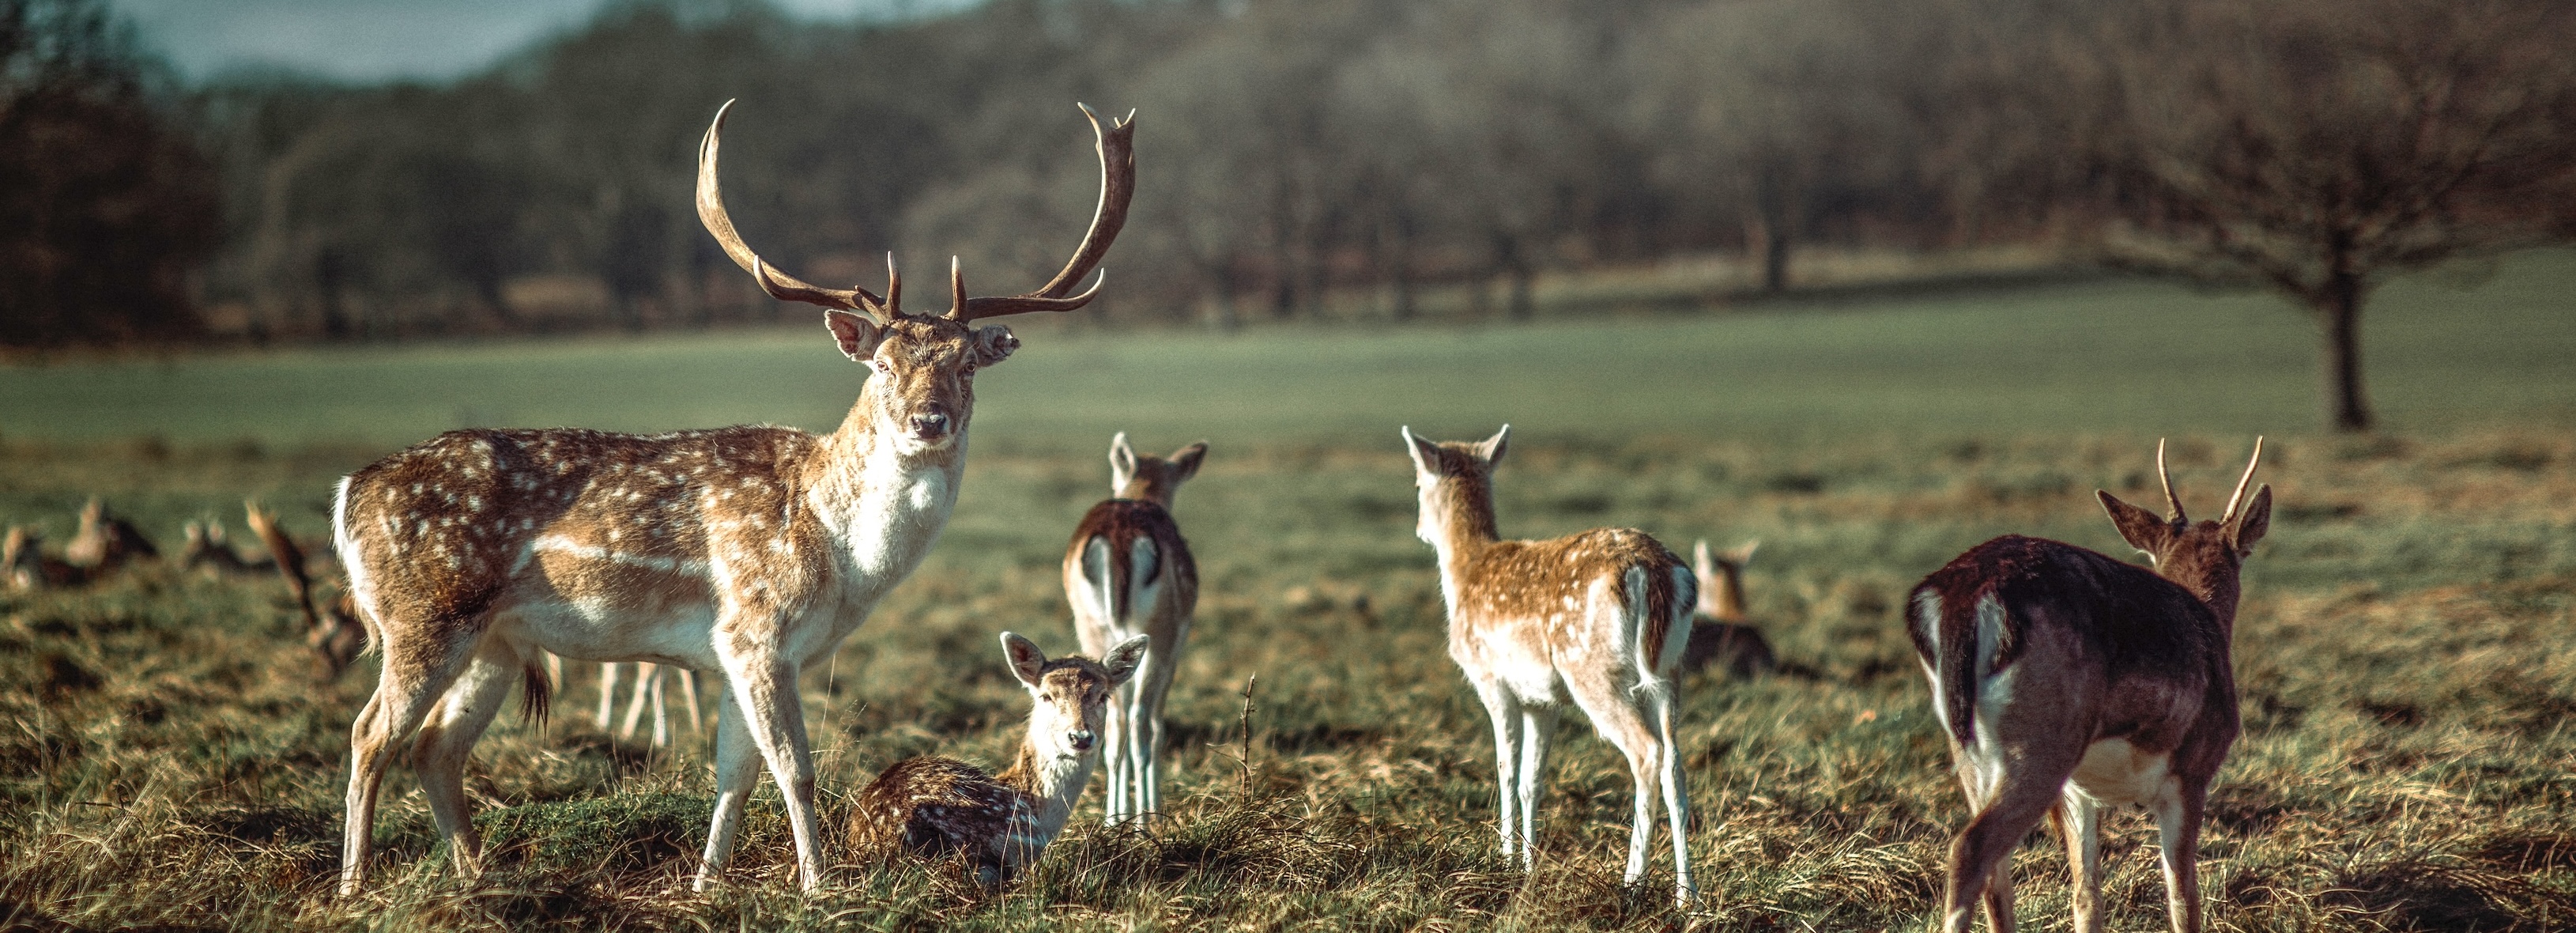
[1942, 766, 2065, 933]
[1470, 679, 1524, 862]
[720, 648, 826, 891]
[340, 633, 480, 897]
[620, 662, 658, 740]
[678, 669, 703, 735]
[2155, 777, 2210, 933]
[693, 678, 757, 891]
[409, 641, 522, 879]
[596, 662, 623, 731]
[1653, 689, 1695, 904]
[1515, 704, 1557, 873]
[1100, 672, 1133, 820]
[2057, 791, 2105, 933]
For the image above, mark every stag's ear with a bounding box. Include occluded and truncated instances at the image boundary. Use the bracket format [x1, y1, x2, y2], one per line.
[2227, 484, 2272, 557]
[998, 631, 1048, 688]
[1109, 433, 1139, 490]
[1401, 426, 1443, 476]
[824, 310, 886, 365]
[1167, 442, 1209, 485]
[2099, 490, 2173, 558]
[1102, 634, 1150, 686]
[1692, 539, 1714, 580]
[969, 324, 1019, 367]
[1477, 425, 1511, 466]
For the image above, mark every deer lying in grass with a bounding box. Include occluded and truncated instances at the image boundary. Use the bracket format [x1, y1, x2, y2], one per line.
[331, 99, 1137, 896]
[1907, 439, 2270, 933]
[1402, 425, 1699, 905]
[181, 519, 273, 576]
[845, 633, 1147, 885]
[1680, 539, 1775, 678]
[243, 501, 370, 678]
[1064, 433, 1205, 822]
[66, 497, 157, 572]
[3, 527, 86, 591]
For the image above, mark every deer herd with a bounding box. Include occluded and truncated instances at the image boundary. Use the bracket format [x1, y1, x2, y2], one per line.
[0, 100, 2290, 931]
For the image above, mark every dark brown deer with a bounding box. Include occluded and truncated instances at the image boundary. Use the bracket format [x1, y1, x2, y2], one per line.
[1063, 433, 1204, 822]
[843, 632, 1147, 885]
[1907, 439, 2271, 933]
[1680, 539, 1775, 678]
[182, 519, 273, 576]
[330, 99, 1136, 896]
[1402, 425, 1699, 905]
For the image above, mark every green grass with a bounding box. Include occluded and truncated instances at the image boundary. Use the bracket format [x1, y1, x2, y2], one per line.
[1, 256, 2573, 931]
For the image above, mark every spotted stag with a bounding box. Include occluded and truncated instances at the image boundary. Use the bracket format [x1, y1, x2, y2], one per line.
[1063, 433, 1205, 822]
[1907, 440, 2271, 933]
[1402, 425, 1699, 905]
[331, 100, 1137, 896]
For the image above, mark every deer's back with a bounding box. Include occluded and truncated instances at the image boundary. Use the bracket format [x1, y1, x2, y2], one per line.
[1448, 528, 1688, 682]
[1063, 498, 1196, 627]
[845, 756, 1027, 869]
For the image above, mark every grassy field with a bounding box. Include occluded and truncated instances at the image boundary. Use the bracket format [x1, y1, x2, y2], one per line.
[2, 258, 2573, 931]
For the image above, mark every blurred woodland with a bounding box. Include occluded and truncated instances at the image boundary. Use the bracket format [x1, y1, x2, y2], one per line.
[5, 0, 2575, 423]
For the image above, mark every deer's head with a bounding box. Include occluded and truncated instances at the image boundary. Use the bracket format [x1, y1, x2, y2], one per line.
[2097, 437, 2273, 618]
[1401, 425, 1509, 546]
[1109, 433, 1208, 507]
[696, 100, 1135, 451]
[1000, 631, 1147, 762]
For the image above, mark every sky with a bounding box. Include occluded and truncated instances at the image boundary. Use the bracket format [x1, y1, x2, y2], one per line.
[107, 0, 967, 84]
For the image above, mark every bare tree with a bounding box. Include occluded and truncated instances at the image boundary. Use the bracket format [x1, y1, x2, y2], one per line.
[2085, 0, 2576, 432]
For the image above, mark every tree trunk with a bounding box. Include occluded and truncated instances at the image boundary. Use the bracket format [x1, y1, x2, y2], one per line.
[1762, 224, 1791, 293]
[2317, 274, 2372, 433]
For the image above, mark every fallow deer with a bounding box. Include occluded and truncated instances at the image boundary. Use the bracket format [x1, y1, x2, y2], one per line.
[66, 497, 157, 572]
[331, 99, 1137, 896]
[243, 501, 369, 678]
[1063, 433, 1205, 822]
[1907, 439, 2271, 933]
[182, 519, 273, 576]
[844, 632, 1148, 885]
[3, 527, 87, 591]
[1681, 539, 1775, 678]
[596, 660, 703, 746]
[1401, 425, 1699, 905]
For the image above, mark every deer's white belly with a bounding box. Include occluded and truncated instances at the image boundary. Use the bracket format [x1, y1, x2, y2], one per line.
[2069, 738, 2174, 806]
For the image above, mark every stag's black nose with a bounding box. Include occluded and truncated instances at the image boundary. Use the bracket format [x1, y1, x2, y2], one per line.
[910, 412, 950, 438]
[1068, 730, 1096, 753]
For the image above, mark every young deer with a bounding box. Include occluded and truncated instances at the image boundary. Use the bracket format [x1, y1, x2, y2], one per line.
[331, 99, 1137, 896]
[1401, 425, 1699, 905]
[845, 633, 1148, 885]
[66, 497, 157, 572]
[1907, 439, 2271, 933]
[1681, 539, 1775, 678]
[1063, 433, 1205, 822]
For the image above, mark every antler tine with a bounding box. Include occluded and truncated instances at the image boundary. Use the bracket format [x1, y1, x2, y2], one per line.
[2156, 438, 2187, 524]
[2221, 436, 2265, 523]
[948, 256, 965, 318]
[696, 100, 890, 319]
[884, 252, 901, 314]
[951, 104, 1137, 322]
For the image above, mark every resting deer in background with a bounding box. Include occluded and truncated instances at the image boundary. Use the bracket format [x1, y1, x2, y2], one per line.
[243, 501, 370, 678]
[4, 527, 87, 591]
[66, 497, 157, 572]
[1680, 539, 1775, 678]
[845, 633, 1148, 885]
[1064, 433, 1205, 822]
[1907, 439, 2270, 933]
[331, 99, 1137, 896]
[1402, 425, 1699, 905]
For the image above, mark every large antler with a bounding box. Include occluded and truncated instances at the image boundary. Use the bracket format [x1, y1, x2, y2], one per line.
[2220, 436, 2265, 523]
[948, 104, 1137, 323]
[2155, 438, 2188, 524]
[696, 100, 896, 319]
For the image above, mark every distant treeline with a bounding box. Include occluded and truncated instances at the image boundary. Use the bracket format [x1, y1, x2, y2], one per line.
[4, 0, 2573, 353]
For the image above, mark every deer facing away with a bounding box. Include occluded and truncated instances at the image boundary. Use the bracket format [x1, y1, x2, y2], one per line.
[330, 99, 1137, 896]
[1063, 433, 1205, 822]
[1403, 425, 1699, 905]
[844, 633, 1148, 884]
[1907, 439, 2270, 933]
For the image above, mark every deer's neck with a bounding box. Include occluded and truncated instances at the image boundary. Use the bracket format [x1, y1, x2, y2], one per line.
[2162, 568, 2243, 636]
[1424, 477, 1502, 613]
[1113, 478, 1175, 508]
[1702, 565, 1748, 621]
[803, 391, 966, 585]
[994, 738, 1093, 848]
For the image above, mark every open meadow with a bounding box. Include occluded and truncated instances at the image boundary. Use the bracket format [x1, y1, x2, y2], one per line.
[3, 258, 2574, 931]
